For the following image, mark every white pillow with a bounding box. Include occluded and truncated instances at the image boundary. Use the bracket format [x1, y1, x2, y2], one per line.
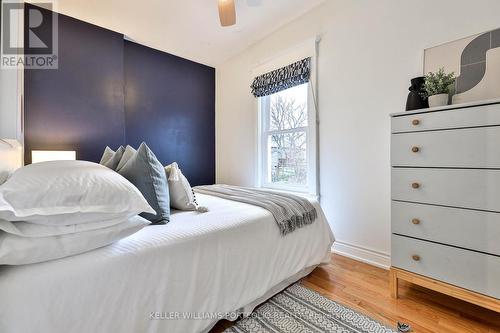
[165, 162, 207, 212]
[0, 160, 155, 225]
[0, 216, 126, 237]
[0, 216, 150, 265]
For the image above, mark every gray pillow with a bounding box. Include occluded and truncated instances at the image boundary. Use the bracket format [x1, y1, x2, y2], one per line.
[116, 145, 137, 172]
[118, 143, 170, 225]
[100, 146, 125, 170]
[99, 147, 115, 165]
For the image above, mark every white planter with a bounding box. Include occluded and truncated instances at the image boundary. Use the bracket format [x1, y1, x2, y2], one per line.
[428, 94, 449, 108]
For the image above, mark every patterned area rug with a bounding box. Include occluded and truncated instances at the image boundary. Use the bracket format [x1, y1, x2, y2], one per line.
[224, 283, 397, 333]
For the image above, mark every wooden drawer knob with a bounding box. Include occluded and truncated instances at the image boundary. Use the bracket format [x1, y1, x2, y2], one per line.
[412, 255, 421, 261]
[411, 218, 421, 225]
[412, 119, 420, 126]
[411, 146, 420, 153]
[411, 182, 420, 189]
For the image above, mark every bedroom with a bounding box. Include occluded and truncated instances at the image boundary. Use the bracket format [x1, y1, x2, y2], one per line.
[0, 0, 499, 332]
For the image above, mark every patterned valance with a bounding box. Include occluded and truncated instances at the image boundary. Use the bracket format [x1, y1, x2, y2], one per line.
[250, 57, 311, 98]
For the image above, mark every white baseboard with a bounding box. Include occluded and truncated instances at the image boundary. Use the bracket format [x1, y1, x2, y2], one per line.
[332, 240, 390, 270]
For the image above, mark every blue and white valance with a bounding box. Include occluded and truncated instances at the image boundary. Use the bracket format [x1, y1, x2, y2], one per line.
[250, 57, 311, 98]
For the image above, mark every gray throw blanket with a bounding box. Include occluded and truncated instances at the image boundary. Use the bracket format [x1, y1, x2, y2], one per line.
[194, 185, 317, 236]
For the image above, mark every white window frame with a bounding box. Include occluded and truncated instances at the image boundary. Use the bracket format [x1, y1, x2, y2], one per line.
[257, 80, 317, 195]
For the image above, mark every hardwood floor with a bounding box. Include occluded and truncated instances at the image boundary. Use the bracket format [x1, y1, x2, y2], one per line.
[211, 254, 500, 333]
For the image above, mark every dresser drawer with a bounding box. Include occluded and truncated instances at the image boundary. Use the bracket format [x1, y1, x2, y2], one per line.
[392, 168, 500, 212]
[392, 201, 500, 255]
[392, 235, 500, 299]
[392, 126, 500, 168]
[391, 103, 500, 133]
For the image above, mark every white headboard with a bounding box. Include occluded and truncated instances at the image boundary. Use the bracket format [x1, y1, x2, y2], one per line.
[0, 140, 23, 183]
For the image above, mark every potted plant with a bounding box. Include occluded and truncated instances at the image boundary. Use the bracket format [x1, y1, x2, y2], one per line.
[422, 68, 456, 108]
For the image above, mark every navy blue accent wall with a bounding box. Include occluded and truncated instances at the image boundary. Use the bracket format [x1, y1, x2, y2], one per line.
[124, 41, 215, 186]
[24, 6, 216, 185]
[24, 5, 126, 164]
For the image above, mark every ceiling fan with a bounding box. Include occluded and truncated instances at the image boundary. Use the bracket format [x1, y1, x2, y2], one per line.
[218, 0, 262, 27]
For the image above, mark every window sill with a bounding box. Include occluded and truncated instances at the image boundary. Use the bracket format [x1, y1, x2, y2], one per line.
[259, 186, 320, 202]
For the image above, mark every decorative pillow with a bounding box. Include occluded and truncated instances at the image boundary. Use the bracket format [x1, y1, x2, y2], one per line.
[99, 146, 115, 164]
[116, 145, 137, 172]
[0, 216, 150, 265]
[101, 146, 125, 170]
[165, 162, 207, 212]
[118, 143, 170, 224]
[0, 160, 155, 225]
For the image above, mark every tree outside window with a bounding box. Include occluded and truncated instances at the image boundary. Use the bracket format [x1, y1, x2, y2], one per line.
[261, 83, 309, 190]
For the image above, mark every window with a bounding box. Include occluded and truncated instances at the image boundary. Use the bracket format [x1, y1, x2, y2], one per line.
[259, 83, 316, 194]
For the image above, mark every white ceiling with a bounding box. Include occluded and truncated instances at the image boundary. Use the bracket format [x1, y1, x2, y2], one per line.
[49, 0, 326, 67]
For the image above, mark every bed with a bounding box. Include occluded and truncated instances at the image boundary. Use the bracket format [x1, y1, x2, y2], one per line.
[0, 192, 334, 333]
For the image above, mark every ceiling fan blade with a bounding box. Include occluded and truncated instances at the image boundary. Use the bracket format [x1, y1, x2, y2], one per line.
[218, 0, 236, 27]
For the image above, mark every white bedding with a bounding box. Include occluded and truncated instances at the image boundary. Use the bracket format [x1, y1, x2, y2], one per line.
[0, 193, 334, 333]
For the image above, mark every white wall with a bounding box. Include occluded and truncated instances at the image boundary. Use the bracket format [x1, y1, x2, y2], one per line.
[216, 0, 500, 268]
[0, 4, 23, 142]
[0, 67, 22, 141]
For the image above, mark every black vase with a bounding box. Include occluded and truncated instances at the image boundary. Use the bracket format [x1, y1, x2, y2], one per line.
[406, 77, 429, 111]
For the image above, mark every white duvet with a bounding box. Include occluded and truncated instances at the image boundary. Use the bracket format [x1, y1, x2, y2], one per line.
[0, 194, 334, 333]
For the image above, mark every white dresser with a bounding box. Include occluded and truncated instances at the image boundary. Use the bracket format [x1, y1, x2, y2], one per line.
[390, 100, 500, 312]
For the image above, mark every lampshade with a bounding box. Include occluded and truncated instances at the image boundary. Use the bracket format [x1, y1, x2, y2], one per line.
[31, 150, 76, 164]
[218, 0, 236, 27]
